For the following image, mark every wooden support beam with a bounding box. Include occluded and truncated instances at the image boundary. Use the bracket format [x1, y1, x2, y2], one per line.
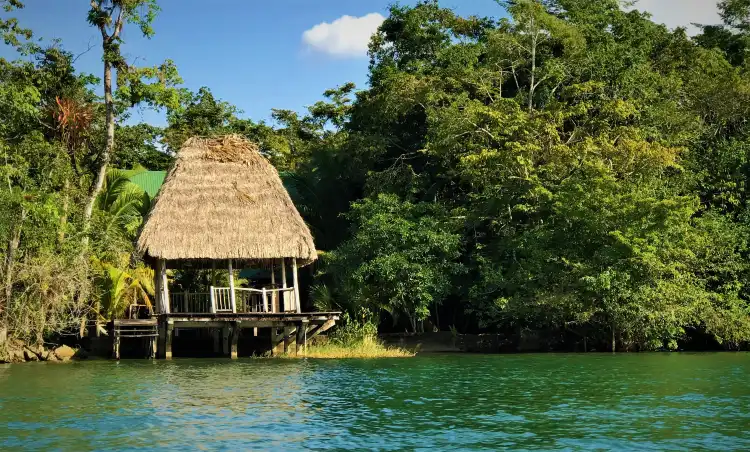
[154, 260, 162, 315]
[306, 319, 336, 341]
[281, 258, 288, 311]
[228, 259, 237, 313]
[222, 325, 231, 356]
[158, 259, 170, 314]
[213, 328, 221, 354]
[271, 260, 278, 313]
[296, 322, 308, 356]
[150, 336, 157, 359]
[165, 322, 174, 360]
[292, 257, 301, 313]
[230, 322, 240, 359]
[283, 326, 297, 354]
[112, 336, 120, 360]
[270, 327, 284, 356]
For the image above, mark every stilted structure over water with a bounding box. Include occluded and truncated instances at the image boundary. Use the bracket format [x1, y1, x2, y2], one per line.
[131, 135, 338, 359]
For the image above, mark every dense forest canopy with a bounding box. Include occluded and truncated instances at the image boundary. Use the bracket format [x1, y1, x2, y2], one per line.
[2, 0, 750, 351]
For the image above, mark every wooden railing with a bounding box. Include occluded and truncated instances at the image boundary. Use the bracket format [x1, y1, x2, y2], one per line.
[169, 287, 296, 314]
[170, 292, 211, 313]
[212, 287, 234, 312]
[235, 287, 296, 313]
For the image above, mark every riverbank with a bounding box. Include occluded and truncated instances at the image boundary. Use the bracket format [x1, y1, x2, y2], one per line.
[0, 340, 86, 364]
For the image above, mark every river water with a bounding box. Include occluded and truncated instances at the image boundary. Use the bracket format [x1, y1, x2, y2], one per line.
[0, 353, 748, 451]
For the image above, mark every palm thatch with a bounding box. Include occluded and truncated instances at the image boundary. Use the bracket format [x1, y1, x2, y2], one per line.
[137, 135, 317, 265]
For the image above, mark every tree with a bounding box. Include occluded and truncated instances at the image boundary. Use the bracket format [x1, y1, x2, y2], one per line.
[84, 0, 181, 238]
[326, 194, 464, 332]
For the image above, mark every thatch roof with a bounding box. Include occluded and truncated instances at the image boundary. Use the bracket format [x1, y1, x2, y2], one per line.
[137, 135, 317, 265]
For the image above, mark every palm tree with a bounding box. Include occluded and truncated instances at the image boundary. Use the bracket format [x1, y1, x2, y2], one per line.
[94, 256, 155, 320]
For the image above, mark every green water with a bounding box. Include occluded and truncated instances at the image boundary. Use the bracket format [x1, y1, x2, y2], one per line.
[0, 354, 748, 451]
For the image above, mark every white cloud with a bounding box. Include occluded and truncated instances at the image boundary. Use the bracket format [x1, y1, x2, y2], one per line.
[302, 13, 385, 58]
[629, 0, 721, 35]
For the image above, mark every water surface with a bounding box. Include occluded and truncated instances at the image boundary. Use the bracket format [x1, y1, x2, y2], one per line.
[1, 353, 748, 450]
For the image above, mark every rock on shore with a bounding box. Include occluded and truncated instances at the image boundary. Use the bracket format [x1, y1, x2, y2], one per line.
[0, 341, 86, 364]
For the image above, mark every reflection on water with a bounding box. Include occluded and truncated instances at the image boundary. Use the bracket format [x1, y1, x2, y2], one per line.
[1, 353, 749, 450]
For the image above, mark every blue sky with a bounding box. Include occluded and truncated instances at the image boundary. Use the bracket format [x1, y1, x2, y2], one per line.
[1, 0, 719, 127]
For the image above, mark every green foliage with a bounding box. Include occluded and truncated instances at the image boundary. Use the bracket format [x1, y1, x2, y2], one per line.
[4, 0, 750, 352]
[325, 194, 465, 332]
[329, 310, 379, 347]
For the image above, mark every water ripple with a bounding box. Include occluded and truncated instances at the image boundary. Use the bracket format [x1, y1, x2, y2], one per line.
[0, 353, 749, 450]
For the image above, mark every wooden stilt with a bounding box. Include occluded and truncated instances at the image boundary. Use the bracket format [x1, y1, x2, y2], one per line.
[158, 318, 166, 358]
[113, 336, 120, 360]
[165, 322, 174, 359]
[271, 327, 284, 356]
[296, 322, 308, 356]
[283, 326, 296, 354]
[150, 336, 157, 359]
[213, 328, 221, 354]
[230, 322, 240, 359]
[222, 326, 231, 356]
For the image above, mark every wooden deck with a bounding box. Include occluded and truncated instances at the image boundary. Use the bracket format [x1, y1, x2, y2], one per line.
[157, 312, 340, 360]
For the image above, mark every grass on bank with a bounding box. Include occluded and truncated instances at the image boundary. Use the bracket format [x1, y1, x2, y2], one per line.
[279, 313, 415, 359]
[284, 336, 414, 359]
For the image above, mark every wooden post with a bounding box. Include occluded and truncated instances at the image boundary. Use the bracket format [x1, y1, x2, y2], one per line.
[183, 291, 188, 313]
[209, 286, 217, 313]
[230, 322, 240, 359]
[270, 327, 284, 356]
[157, 259, 170, 314]
[158, 317, 166, 358]
[284, 326, 296, 354]
[154, 259, 162, 315]
[162, 259, 170, 314]
[112, 336, 120, 360]
[296, 321, 308, 356]
[228, 259, 237, 313]
[292, 258, 301, 313]
[262, 287, 268, 313]
[150, 336, 157, 359]
[222, 325, 231, 356]
[165, 321, 174, 360]
[270, 260, 277, 313]
[281, 258, 288, 311]
[213, 328, 221, 354]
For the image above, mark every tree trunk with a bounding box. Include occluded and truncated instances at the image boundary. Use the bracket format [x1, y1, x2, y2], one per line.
[611, 324, 616, 353]
[406, 312, 416, 333]
[83, 59, 115, 241]
[1, 207, 25, 344]
[528, 18, 537, 112]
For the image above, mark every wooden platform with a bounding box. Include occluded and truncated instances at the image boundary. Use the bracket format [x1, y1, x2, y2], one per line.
[113, 319, 159, 359]
[157, 312, 340, 359]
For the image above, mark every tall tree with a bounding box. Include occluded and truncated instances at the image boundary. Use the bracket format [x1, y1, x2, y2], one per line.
[84, 0, 181, 238]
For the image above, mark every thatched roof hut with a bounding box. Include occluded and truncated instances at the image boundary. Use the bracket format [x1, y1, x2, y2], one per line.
[137, 135, 317, 266]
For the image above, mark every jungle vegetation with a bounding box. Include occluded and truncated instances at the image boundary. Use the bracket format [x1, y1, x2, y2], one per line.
[2, 0, 750, 352]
